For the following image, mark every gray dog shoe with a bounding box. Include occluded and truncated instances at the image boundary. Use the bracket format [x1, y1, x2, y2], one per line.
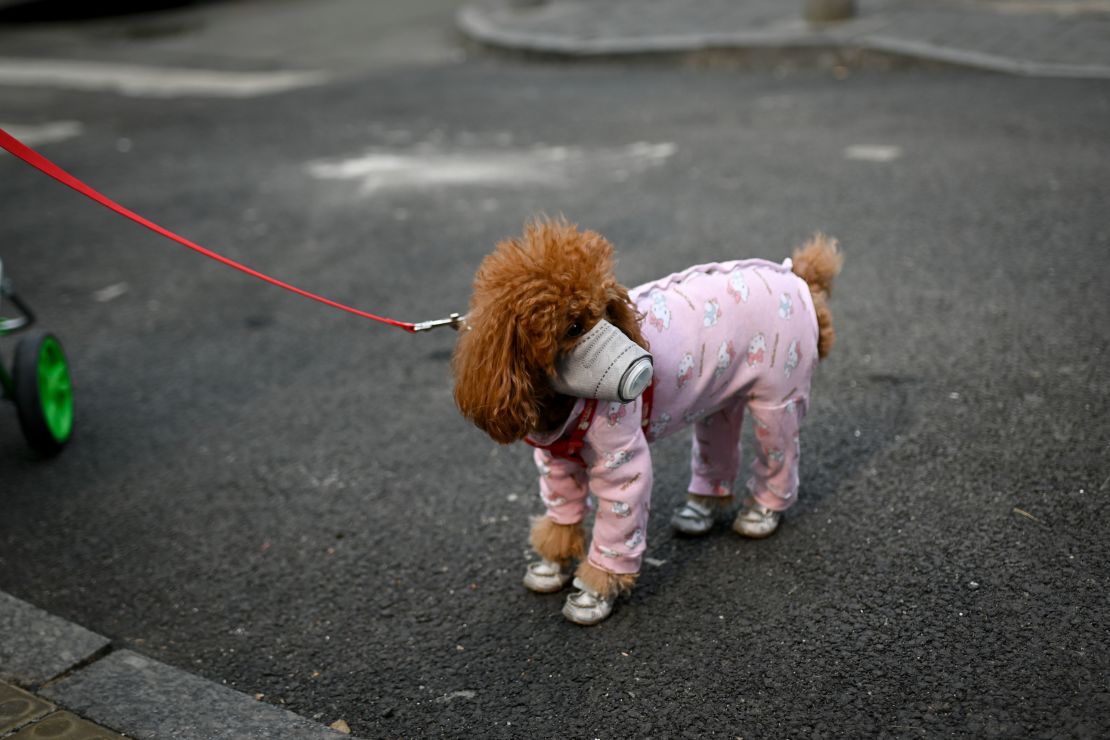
[562, 577, 616, 625]
[732, 501, 782, 539]
[670, 499, 715, 535]
[523, 559, 571, 593]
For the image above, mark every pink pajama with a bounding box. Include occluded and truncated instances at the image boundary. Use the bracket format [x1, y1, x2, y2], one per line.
[527, 258, 819, 575]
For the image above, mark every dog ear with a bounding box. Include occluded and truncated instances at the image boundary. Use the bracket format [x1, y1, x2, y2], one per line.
[573, 226, 647, 352]
[452, 309, 541, 444]
[604, 281, 649, 352]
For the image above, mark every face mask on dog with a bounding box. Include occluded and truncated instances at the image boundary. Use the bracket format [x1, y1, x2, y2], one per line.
[549, 319, 654, 403]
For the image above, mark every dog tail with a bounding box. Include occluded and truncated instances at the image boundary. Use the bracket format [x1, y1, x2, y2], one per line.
[791, 233, 843, 359]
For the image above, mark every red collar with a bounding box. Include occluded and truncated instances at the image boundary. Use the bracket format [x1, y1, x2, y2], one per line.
[525, 382, 655, 464]
[525, 399, 597, 465]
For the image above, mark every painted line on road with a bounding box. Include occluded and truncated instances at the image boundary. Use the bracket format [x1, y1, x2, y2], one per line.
[844, 144, 903, 163]
[0, 120, 83, 147]
[307, 142, 676, 194]
[0, 58, 329, 98]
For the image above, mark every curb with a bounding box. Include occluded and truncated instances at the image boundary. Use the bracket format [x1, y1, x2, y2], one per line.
[0, 591, 358, 740]
[856, 35, 1110, 79]
[457, 4, 1110, 79]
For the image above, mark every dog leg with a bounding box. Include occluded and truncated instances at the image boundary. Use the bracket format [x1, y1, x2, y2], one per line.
[529, 516, 585, 564]
[689, 492, 734, 508]
[562, 561, 637, 625]
[673, 405, 745, 535]
[739, 400, 807, 538]
[574, 561, 637, 598]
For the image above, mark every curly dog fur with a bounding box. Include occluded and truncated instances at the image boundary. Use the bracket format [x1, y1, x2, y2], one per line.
[453, 219, 647, 446]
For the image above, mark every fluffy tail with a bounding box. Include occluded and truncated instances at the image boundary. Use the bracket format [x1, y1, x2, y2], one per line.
[791, 233, 843, 359]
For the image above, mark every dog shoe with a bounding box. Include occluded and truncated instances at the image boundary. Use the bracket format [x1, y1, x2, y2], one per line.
[523, 559, 571, 593]
[732, 501, 781, 539]
[670, 499, 714, 535]
[562, 577, 615, 625]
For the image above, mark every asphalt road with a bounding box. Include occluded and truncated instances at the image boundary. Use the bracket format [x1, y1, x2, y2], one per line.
[2, 2, 1109, 737]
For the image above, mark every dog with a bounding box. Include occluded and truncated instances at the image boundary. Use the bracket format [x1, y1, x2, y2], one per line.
[452, 219, 842, 624]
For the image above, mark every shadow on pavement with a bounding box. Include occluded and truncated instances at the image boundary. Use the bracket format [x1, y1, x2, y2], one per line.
[0, 0, 203, 23]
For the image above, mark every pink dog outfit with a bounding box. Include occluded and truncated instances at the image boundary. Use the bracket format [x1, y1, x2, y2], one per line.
[526, 258, 819, 576]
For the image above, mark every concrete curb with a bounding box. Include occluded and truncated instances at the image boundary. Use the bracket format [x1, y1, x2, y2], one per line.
[0, 591, 359, 740]
[458, 6, 828, 55]
[0, 591, 110, 688]
[858, 34, 1110, 79]
[457, 4, 1110, 79]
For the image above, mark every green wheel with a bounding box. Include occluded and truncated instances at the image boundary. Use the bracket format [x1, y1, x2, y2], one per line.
[13, 331, 74, 455]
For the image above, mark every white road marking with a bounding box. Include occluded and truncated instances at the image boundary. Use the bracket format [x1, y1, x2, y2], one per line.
[0, 58, 328, 98]
[844, 144, 903, 162]
[93, 283, 129, 303]
[307, 142, 676, 193]
[435, 690, 477, 704]
[0, 120, 83, 146]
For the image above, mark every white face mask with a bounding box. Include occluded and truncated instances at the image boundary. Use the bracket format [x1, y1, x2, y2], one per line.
[549, 319, 653, 403]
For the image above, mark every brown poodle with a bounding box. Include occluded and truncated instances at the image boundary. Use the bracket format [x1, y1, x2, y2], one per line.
[453, 218, 842, 624]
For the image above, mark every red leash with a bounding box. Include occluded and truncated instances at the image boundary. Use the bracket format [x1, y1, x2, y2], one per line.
[0, 127, 431, 333]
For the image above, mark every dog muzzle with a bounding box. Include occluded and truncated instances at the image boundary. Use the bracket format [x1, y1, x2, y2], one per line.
[549, 319, 653, 403]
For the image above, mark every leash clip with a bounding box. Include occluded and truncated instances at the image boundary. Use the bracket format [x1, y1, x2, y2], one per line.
[412, 312, 467, 333]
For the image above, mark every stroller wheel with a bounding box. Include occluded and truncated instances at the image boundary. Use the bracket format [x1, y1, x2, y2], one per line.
[14, 331, 73, 455]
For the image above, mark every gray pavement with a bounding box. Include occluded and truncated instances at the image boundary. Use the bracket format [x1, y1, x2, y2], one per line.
[458, 0, 1110, 77]
[1, 0, 1109, 738]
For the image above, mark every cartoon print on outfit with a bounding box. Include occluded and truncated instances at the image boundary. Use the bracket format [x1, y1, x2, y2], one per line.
[784, 339, 800, 378]
[747, 333, 767, 367]
[779, 293, 793, 319]
[604, 449, 633, 469]
[647, 289, 671, 332]
[650, 411, 672, 438]
[715, 340, 735, 378]
[625, 528, 644, 549]
[727, 268, 750, 303]
[711, 479, 732, 496]
[606, 402, 627, 427]
[704, 298, 721, 327]
[677, 352, 695, 389]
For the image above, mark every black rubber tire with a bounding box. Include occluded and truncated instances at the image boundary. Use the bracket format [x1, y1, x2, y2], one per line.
[13, 331, 73, 456]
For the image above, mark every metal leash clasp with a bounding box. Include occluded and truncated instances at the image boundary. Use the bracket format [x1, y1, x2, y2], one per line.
[411, 312, 467, 333]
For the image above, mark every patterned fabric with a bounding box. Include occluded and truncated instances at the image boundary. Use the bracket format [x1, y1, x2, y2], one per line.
[526, 258, 819, 575]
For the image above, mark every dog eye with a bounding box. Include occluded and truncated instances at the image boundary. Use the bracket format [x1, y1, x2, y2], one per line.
[566, 321, 584, 338]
